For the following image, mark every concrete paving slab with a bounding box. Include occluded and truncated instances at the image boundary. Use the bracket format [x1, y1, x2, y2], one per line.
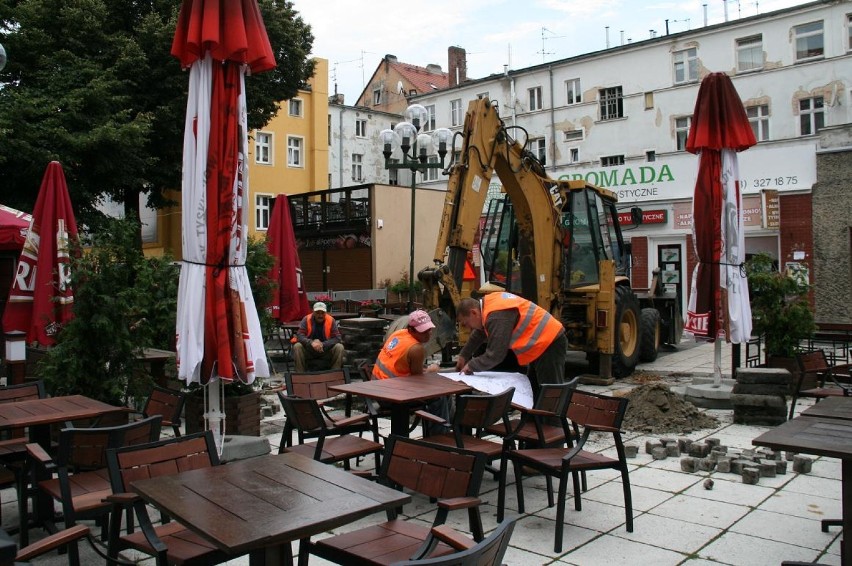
[758, 490, 842, 522]
[682, 474, 775, 506]
[581, 482, 674, 513]
[565, 534, 688, 565]
[628, 466, 704, 493]
[612, 512, 722, 554]
[699, 530, 823, 565]
[731, 508, 836, 550]
[649, 494, 751, 529]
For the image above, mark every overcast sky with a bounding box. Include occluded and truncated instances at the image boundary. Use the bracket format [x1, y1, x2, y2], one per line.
[290, 0, 812, 103]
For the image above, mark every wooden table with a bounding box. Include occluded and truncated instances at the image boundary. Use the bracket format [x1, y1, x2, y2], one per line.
[139, 348, 175, 389]
[0, 395, 124, 542]
[753, 416, 852, 564]
[131, 452, 410, 566]
[802, 396, 852, 420]
[329, 373, 472, 437]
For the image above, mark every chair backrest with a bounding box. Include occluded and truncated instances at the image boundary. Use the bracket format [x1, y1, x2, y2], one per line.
[0, 380, 45, 404]
[391, 516, 519, 566]
[381, 436, 487, 500]
[106, 431, 219, 494]
[143, 385, 186, 423]
[795, 350, 831, 389]
[565, 390, 628, 430]
[536, 376, 581, 415]
[452, 388, 514, 432]
[57, 415, 162, 471]
[284, 369, 351, 401]
[278, 394, 327, 434]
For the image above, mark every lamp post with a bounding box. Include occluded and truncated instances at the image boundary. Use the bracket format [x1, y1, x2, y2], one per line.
[380, 104, 451, 312]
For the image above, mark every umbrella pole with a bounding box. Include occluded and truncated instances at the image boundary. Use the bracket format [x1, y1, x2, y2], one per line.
[205, 379, 226, 457]
[713, 341, 723, 386]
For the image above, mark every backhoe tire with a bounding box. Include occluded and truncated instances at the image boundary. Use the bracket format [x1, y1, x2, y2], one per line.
[611, 286, 641, 379]
[640, 308, 662, 363]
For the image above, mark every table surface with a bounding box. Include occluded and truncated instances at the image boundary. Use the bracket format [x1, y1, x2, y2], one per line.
[753, 415, 852, 459]
[328, 373, 473, 404]
[0, 395, 122, 430]
[801, 396, 852, 420]
[131, 452, 410, 556]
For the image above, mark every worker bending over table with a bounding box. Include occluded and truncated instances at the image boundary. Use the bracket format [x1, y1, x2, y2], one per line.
[291, 301, 345, 372]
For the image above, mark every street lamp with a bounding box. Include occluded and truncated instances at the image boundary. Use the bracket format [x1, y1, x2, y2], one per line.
[380, 104, 452, 312]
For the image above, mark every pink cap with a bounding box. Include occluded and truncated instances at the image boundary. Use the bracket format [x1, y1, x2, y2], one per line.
[408, 310, 435, 332]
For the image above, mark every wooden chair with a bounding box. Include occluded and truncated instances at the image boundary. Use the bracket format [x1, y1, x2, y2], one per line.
[279, 368, 375, 450]
[0, 381, 46, 525]
[278, 394, 383, 470]
[305, 436, 489, 566]
[0, 524, 91, 566]
[23, 415, 162, 544]
[105, 431, 234, 566]
[497, 390, 633, 553]
[139, 385, 186, 437]
[389, 515, 519, 566]
[416, 388, 515, 479]
[789, 349, 852, 419]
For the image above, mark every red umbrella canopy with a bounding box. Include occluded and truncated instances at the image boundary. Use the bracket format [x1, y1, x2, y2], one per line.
[172, 0, 275, 386]
[0, 205, 32, 251]
[266, 195, 310, 323]
[2, 162, 78, 346]
[684, 73, 755, 344]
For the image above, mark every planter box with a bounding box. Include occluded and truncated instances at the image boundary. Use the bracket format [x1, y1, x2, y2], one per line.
[185, 391, 261, 437]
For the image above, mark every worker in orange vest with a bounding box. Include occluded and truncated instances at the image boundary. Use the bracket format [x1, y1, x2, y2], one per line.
[455, 293, 567, 394]
[291, 302, 345, 372]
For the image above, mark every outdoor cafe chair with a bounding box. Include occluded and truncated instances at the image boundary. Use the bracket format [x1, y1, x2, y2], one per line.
[278, 394, 383, 471]
[0, 524, 91, 566]
[137, 385, 186, 437]
[105, 431, 234, 566]
[497, 389, 633, 553]
[0, 381, 46, 525]
[304, 435, 489, 565]
[415, 387, 515, 480]
[389, 515, 519, 566]
[22, 415, 162, 544]
[279, 368, 376, 450]
[789, 349, 852, 420]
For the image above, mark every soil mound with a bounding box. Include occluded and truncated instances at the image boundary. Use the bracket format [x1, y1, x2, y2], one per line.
[621, 383, 720, 434]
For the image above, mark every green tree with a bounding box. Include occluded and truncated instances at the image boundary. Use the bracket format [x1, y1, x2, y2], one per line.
[0, 0, 314, 233]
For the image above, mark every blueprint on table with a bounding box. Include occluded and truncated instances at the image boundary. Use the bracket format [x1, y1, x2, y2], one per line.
[437, 371, 534, 409]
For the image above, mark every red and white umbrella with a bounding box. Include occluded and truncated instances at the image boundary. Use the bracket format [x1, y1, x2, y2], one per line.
[684, 72, 756, 382]
[171, 0, 274, 451]
[0, 205, 32, 252]
[2, 161, 78, 346]
[266, 194, 310, 323]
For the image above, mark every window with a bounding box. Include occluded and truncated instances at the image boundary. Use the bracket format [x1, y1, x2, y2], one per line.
[424, 105, 436, 131]
[288, 98, 303, 117]
[599, 87, 624, 120]
[528, 86, 542, 111]
[794, 21, 824, 61]
[646, 150, 656, 162]
[799, 97, 824, 135]
[563, 129, 584, 142]
[351, 154, 363, 181]
[600, 155, 624, 167]
[287, 136, 303, 167]
[569, 148, 579, 163]
[477, 92, 489, 100]
[372, 88, 382, 105]
[255, 195, 272, 230]
[388, 158, 399, 185]
[848, 14, 852, 51]
[673, 48, 698, 83]
[327, 115, 332, 146]
[675, 116, 692, 150]
[736, 34, 763, 72]
[530, 138, 546, 163]
[566, 79, 581, 105]
[254, 132, 272, 165]
[422, 156, 440, 181]
[355, 119, 367, 137]
[450, 99, 463, 126]
[644, 92, 654, 110]
[747, 104, 770, 141]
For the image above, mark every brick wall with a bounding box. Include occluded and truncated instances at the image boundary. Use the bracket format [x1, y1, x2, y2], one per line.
[630, 236, 648, 289]
[779, 193, 815, 306]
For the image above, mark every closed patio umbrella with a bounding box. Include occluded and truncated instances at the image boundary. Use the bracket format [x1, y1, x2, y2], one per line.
[266, 194, 310, 323]
[2, 161, 78, 346]
[171, 0, 274, 452]
[684, 72, 756, 384]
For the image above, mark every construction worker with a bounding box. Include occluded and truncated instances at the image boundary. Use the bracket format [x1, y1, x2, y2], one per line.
[291, 302, 345, 372]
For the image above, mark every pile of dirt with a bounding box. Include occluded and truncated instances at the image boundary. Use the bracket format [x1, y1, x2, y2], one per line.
[621, 383, 720, 434]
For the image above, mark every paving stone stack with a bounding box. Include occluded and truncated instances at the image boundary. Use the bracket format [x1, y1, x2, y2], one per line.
[339, 317, 388, 369]
[730, 367, 792, 425]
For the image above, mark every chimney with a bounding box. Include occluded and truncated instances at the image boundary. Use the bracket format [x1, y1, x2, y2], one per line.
[385, 54, 398, 62]
[448, 46, 468, 87]
[426, 63, 443, 75]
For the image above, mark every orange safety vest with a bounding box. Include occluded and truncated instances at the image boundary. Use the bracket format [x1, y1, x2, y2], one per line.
[481, 292, 563, 365]
[290, 315, 335, 344]
[372, 329, 420, 379]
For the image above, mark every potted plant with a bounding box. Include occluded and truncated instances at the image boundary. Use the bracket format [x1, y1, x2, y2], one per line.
[745, 253, 816, 382]
[359, 300, 384, 316]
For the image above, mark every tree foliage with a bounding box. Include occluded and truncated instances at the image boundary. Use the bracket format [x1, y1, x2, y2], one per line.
[0, 0, 314, 231]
